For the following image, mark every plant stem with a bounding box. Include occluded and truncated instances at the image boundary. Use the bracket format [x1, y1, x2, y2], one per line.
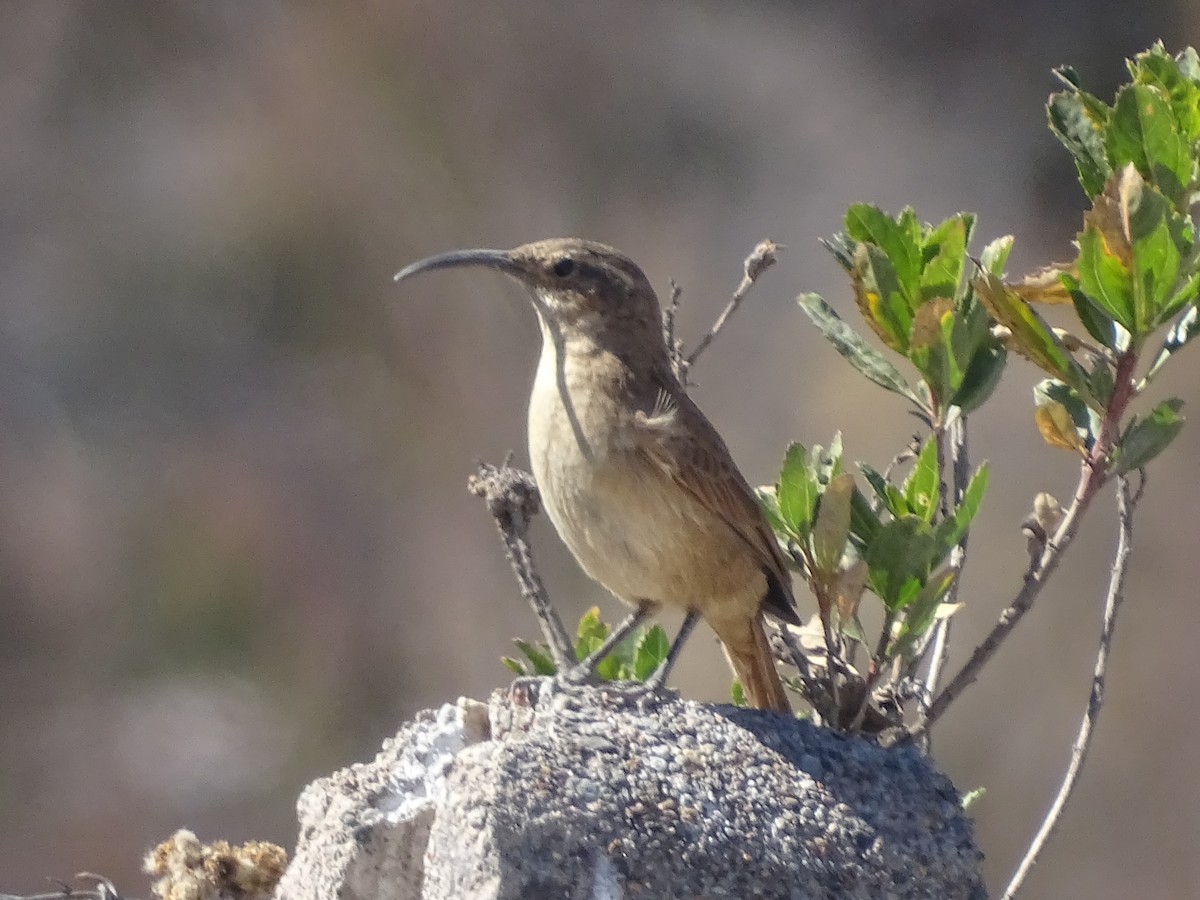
[1001, 475, 1137, 899]
[685, 239, 779, 369]
[921, 418, 970, 714]
[468, 463, 575, 667]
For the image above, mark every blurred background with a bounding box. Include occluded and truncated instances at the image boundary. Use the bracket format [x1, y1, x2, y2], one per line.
[1, 2, 1198, 897]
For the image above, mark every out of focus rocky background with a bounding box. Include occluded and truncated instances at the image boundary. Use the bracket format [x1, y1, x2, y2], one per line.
[1, 3, 1197, 897]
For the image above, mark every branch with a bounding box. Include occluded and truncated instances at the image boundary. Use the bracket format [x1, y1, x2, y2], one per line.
[673, 239, 779, 383]
[467, 462, 575, 668]
[1001, 473, 1139, 900]
[662, 279, 685, 382]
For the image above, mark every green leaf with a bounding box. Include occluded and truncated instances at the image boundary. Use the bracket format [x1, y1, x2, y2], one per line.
[514, 639, 558, 676]
[1175, 45, 1200, 82]
[1078, 212, 1136, 331]
[919, 215, 971, 303]
[1087, 354, 1116, 407]
[755, 486, 789, 538]
[845, 203, 922, 294]
[934, 463, 990, 554]
[594, 646, 622, 681]
[501, 656, 527, 676]
[1047, 90, 1112, 197]
[1113, 398, 1185, 474]
[797, 293, 924, 407]
[1130, 44, 1200, 144]
[1053, 64, 1083, 90]
[730, 678, 747, 707]
[902, 437, 940, 524]
[980, 235, 1014, 276]
[961, 787, 987, 811]
[1161, 271, 1200, 324]
[575, 607, 626, 680]
[1132, 206, 1182, 330]
[866, 516, 938, 611]
[951, 341, 1007, 414]
[633, 626, 671, 681]
[575, 606, 609, 657]
[892, 566, 958, 660]
[777, 442, 819, 537]
[813, 473, 855, 574]
[860, 463, 910, 519]
[849, 484, 883, 545]
[840, 613, 869, 647]
[946, 294, 992, 395]
[1076, 164, 1192, 336]
[1142, 304, 1200, 385]
[1121, 167, 1188, 330]
[822, 432, 845, 480]
[1107, 83, 1191, 203]
[1065, 278, 1120, 350]
[820, 232, 857, 273]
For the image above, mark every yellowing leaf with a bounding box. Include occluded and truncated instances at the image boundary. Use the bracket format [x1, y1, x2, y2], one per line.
[851, 274, 907, 351]
[1082, 166, 1138, 268]
[1035, 401, 1086, 452]
[813, 473, 855, 575]
[976, 273, 1078, 382]
[1012, 264, 1077, 304]
[909, 297, 954, 348]
[834, 559, 868, 624]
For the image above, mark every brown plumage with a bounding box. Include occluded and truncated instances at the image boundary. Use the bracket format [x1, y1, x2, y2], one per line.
[395, 238, 799, 712]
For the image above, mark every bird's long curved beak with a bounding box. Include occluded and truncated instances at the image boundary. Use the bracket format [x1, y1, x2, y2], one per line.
[393, 248, 520, 283]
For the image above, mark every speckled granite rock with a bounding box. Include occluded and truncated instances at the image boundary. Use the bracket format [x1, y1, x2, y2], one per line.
[274, 680, 985, 900]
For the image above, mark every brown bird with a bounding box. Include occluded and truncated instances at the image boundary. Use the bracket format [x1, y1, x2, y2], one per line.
[394, 238, 799, 712]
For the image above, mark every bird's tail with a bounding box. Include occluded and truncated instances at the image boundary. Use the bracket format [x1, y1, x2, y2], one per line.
[720, 611, 792, 713]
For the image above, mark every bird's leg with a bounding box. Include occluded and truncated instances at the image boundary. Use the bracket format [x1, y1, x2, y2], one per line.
[642, 610, 700, 691]
[562, 599, 655, 682]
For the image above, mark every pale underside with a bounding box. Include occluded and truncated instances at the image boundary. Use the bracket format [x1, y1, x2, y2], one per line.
[527, 323, 770, 632]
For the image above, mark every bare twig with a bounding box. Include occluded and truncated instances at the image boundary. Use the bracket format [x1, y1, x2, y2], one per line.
[884, 436, 921, 481]
[468, 461, 575, 667]
[662, 278, 685, 381]
[1001, 474, 1138, 900]
[683, 239, 780, 374]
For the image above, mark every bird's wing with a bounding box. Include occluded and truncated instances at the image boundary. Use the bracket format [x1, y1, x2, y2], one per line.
[634, 392, 800, 625]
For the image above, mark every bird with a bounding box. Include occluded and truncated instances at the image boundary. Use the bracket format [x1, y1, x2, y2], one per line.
[394, 238, 799, 712]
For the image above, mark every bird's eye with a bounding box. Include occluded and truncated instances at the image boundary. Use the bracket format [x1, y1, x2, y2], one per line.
[552, 257, 575, 277]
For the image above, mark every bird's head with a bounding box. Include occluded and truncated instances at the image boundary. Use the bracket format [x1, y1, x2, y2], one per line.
[395, 237, 664, 345]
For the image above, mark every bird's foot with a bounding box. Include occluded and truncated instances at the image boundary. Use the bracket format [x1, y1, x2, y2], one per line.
[558, 661, 601, 687]
[549, 664, 679, 711]
[584, 676, 680, 710]
[640, 661, 673, 693]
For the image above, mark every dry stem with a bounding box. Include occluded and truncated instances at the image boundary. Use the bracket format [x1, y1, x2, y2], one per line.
[468, 462, 575, 667]
[1000, 474, 1139, 899]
